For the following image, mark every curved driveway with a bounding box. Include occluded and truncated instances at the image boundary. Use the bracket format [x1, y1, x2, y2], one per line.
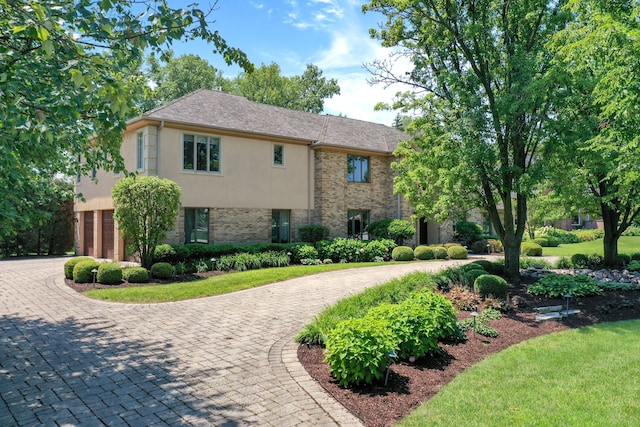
[0, 257, 465, 426]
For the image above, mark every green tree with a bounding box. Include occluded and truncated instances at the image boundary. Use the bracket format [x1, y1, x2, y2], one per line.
[141, 51, 231, 111]
[363, 0, 568, 283]
[0, 0, 251, 238]
[112, 176, 180, 269]
[231, 62, 340, 113]
[545, 0, 640, 266]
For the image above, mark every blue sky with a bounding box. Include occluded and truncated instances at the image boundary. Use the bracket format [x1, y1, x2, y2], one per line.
[165, 0, 411, 125]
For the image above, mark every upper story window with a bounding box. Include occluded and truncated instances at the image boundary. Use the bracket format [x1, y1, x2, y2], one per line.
[347, 155, 370, 183]
[183, 134, 220, 172]
[136, 132, 144, 170]
[273, 144, 284, 166]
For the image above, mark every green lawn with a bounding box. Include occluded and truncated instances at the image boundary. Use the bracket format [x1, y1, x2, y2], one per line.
[542, 236, 640, 257]
[85, 262, 389, 303]
[398, 320, 640, 426]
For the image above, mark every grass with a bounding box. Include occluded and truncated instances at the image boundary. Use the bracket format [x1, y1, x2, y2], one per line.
[397, 319, 640, 426]
[84, 262, 388, 303]
[542, 236, 640, 257]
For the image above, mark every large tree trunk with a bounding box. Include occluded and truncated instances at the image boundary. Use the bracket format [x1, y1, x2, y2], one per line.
[601, 202, 620, 267]
[502, 233, 521, 285]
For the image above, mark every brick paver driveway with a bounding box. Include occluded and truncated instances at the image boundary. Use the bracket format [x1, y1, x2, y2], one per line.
[0, 257, 461, 426]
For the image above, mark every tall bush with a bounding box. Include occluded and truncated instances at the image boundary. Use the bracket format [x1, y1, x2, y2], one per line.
[298, 225, 329, 243]
[113, 176, 181, 269]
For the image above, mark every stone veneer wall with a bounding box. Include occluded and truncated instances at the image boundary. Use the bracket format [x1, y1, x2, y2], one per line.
[172, 207, 310, 245]
[313, 149, 413, 239]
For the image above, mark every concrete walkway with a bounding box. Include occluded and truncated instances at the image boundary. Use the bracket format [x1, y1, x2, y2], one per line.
[0, 257, 467, 426]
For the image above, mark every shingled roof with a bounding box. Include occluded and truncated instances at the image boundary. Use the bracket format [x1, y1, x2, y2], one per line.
[133, 89, 407, 154]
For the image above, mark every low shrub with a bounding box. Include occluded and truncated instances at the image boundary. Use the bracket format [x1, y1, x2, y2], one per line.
[299, 225, 329, 243]
[536, 226, 580, 244]
[446, 286, 481, 311]
[124, 267, 149, 283]
[587, 253, 605, 269]
[392, 246, 414, 261]
[474, 274, 508, 299]
[97, 263, 123, 285]
[627, 260, 640, 272]
[293, 245, 319, 263]
[463, 269, 487, 290]
[64, 256, 93, 279]
[447, 245, 468, 260]
[528, 274, 603, 298]
[521, 242, 542, 256]
[432, 246, 448, 259]
[324, 317, 399, 387]
[616, 254, 631, 267]
[487, 239, 503, 253]
[532, 237, 549, 247]
[630, 252, 640, 261]
[414, 245, 435, 260]
[623, 226, 640, 236]
[453, 221, 483, 246]
[150, 262, 175, 279]
[555, 257, 573, 269]
[153, 244, 176, 263]
[571, 253, 589, 268]
[520, 258, 553, 269]
[457, 308, 502, 338]
[73, 260, 101, 283]
[471, 260, 493, 272]
[316, 238, 395, 263]
[470, 239, 491, 254]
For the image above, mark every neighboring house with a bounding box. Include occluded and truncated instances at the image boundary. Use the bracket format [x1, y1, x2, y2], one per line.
[75, 89, 451, 260]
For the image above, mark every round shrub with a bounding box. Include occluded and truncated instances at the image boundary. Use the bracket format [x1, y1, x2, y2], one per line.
[447, 245, 468, 260]
[532, 237, 549, 247]
[97, 263, 123, 285]
[64, 256, 94, 279]
[471, 259, 493, 272]
[432, 246, 448, 259]
[521, 242, 542, 256]
[414, 245, 435, 260]
[631, 252, 640, 261]
[490, 261, 505, 275]
[555, 257, 573, 269]
[470, 239, 490, 254]
[294, 244, 319, 263]
[150, 262, 175, 279]
[124, 267, 149, 283]
[391, 246, 414, 261]
[463, 269, 487, 289]
[72, 260, 101, 283]
[616, 254, 631, 267]
[474, 274, 508, 299]
[571, 253, 589, 268]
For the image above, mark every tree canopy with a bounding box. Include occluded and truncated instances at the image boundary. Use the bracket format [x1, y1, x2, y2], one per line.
[545, 0, 640, 265]
[364, 0, 569, 282]
[0, 0, 251, 237]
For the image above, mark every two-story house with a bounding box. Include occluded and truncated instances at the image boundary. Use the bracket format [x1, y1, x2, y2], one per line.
[75, 89, 451, 260]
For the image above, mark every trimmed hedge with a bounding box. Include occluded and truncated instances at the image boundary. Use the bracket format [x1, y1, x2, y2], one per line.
[392, 246, 414, 261]
[474, 274, 508, 299]
[463, 269, 487, 290]
[150, 262, 175, 279]
[521, 242, 542, 256]
[97, 263, 123, 285]
[447, 245, 468, 260]
[73, 260, 101, 283]
[124, 267, 149, 283]
[471, 259, 493, 272]
[414, 245, 435, 260]
[432, 246, 448, 259]
[64, 256, 94, 279]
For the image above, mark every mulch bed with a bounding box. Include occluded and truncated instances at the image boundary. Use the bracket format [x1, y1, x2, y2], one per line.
[64, 270, 640, 426]
[297, 283, 640, 427]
